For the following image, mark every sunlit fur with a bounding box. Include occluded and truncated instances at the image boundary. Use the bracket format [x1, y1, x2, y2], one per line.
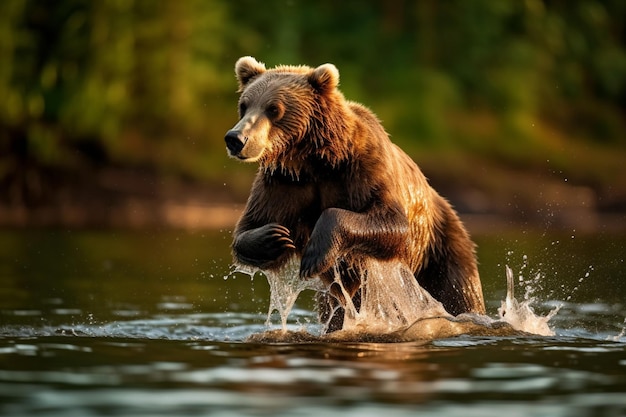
[228, 57, 485, 330]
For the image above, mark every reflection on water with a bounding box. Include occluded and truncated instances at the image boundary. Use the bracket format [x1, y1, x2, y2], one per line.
[0, 230, 625, 416]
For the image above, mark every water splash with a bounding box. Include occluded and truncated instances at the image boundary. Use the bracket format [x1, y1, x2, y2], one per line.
[247, 258, 526, 343]
[497, 265, 560, 336]
[327, 260, 562, 338]
[241, 257, 561, 340]
[263, 259, 325, 329]
[235, 258, 324, 331]
[331, 259, 450, 333]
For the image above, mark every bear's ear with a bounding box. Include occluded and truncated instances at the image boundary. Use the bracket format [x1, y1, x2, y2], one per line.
[235, 56, 266, 91]
[308, 63, 339, 94]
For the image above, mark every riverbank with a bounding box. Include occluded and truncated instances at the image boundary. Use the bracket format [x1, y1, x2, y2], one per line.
[1, 165, 624, 234]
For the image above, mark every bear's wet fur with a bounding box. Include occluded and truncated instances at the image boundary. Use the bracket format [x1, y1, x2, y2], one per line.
[225, 56, 485, 332]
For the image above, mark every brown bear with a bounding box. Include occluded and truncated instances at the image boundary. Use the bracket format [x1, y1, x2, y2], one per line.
[225, 56, 485, 331]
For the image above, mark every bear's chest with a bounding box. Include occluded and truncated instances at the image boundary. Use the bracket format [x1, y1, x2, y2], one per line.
[264, 169, 372, 214]
[267, 178, 343, 207]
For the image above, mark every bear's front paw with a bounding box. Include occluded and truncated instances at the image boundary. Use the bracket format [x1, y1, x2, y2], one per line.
[234, 223, 295, 268]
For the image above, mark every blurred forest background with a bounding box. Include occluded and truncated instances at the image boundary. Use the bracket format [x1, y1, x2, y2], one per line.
[0, 0, 625, 230]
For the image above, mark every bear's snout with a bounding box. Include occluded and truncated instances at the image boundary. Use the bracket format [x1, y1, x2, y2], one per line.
[225, 130, 247, 157]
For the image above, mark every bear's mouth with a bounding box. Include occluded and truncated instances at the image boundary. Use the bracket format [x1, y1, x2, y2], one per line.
[230, 141, 266, 163]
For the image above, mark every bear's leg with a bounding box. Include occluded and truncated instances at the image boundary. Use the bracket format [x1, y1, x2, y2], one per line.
[301, 206, 408, 279]
[317, 291, 344, 333]
[317, 260, 363, 333]
[416, 234, 485, 316]
[417, 263, 485, 316]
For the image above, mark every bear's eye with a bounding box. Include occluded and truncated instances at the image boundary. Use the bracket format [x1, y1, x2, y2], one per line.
[238, 102, 248, 117]
[266, 103, 283, 120]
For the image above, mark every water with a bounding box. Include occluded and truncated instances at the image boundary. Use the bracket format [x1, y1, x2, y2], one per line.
[253, 258, 526, 342]
[0, 229, 625, 416]
[245, 257, 452, 338]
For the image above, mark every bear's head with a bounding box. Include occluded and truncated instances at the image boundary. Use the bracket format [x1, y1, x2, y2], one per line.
[224, 56, 351, 176]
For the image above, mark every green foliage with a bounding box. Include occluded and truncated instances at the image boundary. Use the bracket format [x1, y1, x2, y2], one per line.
[0, 0, 624, 188]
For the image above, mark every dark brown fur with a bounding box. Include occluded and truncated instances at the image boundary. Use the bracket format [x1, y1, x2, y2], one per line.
[225, 57, 485, 331]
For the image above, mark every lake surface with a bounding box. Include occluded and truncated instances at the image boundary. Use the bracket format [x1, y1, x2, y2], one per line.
[0, 229, 625, 416]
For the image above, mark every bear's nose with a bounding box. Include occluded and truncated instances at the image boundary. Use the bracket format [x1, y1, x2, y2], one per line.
[225, 130, 246, 155]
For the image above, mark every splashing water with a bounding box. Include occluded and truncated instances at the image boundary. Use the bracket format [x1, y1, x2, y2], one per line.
[331, 259, 450, 333]
[235, 258, 324, 330]
[263, 258, 325, 329]
[497, 265, 560, 336]
[239, 257, 561, 340]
